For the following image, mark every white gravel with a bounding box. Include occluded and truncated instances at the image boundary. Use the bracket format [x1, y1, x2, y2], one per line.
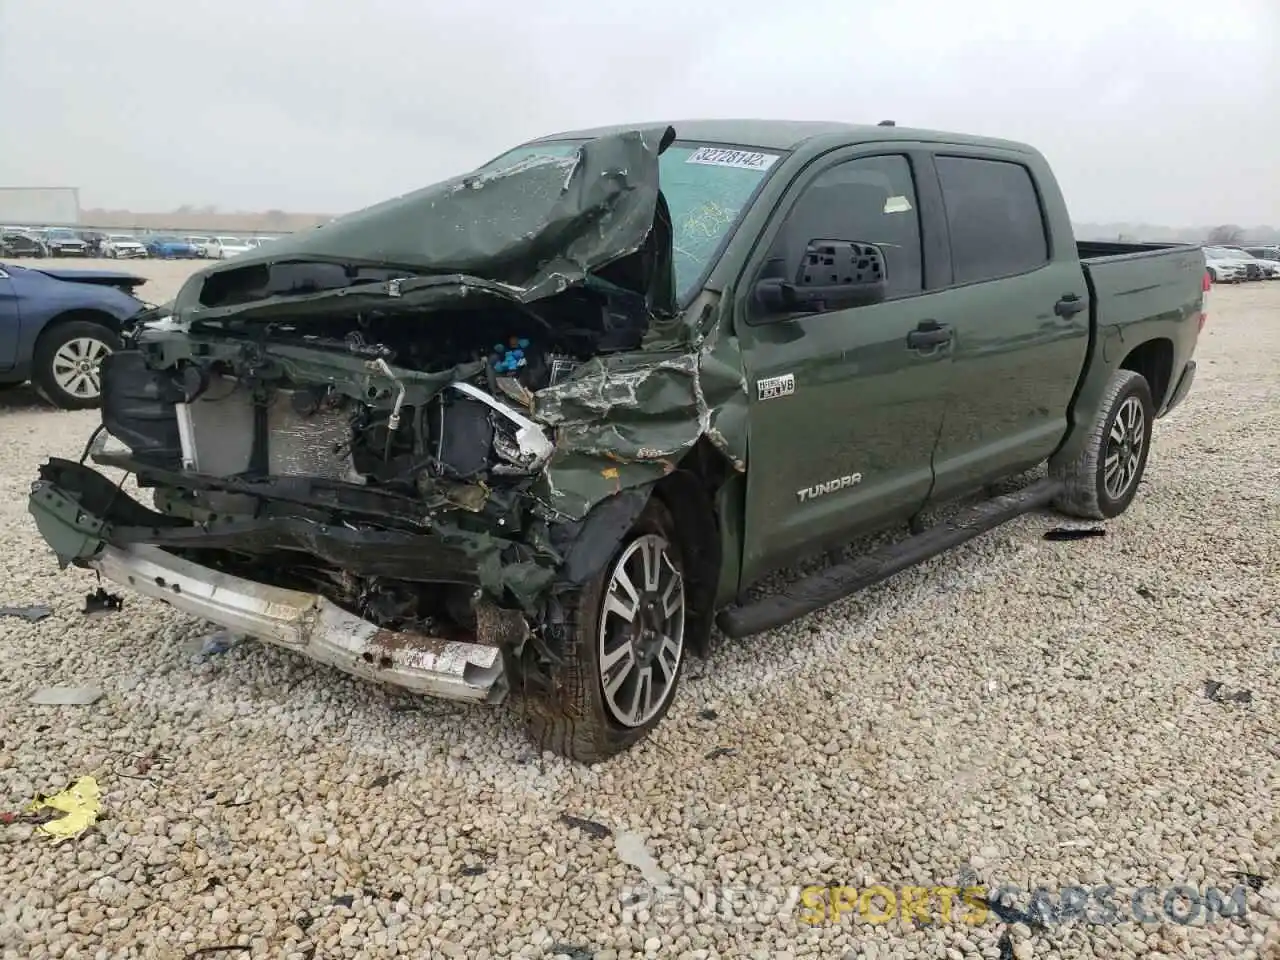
[1, 262, 1277, 959]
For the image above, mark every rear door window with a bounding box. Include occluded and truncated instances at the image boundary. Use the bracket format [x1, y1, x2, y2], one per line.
[935, 156, 1049, 284]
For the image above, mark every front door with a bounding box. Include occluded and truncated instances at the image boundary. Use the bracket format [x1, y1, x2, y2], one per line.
[735, 151, 953, 588]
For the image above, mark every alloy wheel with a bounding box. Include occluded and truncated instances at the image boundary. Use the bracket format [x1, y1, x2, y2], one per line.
[51, 337, 111, 401]
[1104, 395, 1145, 500]
[597, 533, 685, 728]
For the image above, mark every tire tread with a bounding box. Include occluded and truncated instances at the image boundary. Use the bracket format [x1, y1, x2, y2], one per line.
[1051, 369, 1151, 519]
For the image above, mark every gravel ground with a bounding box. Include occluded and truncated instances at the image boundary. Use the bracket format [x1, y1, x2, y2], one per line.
[0, 264, 1276, 960]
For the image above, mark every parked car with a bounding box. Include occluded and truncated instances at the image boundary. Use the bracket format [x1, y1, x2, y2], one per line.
[0, 230, 49, 258]
[186, 237, 212, 257]
[245, 236, 278, 249]
[1221, 247, 1269, 280]
[26, 120, 1204, 762]
[1243, 244, 1280, 260]
[204, 236, 253, 259]
[1203, 246, 1252, 283]
[42, 228, 89, 257]
[102, 234, 149, 259]
[145, 236, 200, 259]
[79, 231, 109, 256]
[0, 261, 148, 408]
[1238, 246, 1280, 278]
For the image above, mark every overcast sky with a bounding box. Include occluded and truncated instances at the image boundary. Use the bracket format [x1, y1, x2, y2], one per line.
[2, 0, 1276, 225]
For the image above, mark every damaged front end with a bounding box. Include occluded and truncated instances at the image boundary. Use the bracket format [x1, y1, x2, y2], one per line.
[27, 125, 749, 706]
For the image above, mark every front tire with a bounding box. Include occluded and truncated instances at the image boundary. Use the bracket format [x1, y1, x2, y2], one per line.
[1051, 369, 1155, 520]
[32, 319, 119, 410]
[523, 499, 687, 764]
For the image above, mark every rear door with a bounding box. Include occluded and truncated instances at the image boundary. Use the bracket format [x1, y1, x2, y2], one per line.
[735, 148, 954, 585]
[922, 151, 1090, 501]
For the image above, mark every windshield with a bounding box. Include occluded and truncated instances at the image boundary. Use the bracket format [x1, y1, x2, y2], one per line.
[109, 235, 133, 242]
[480, 139, 782, 300]
[219, 237, 242, 244]
[1205, 246, 1243, 259]
[49, 229, 76, 239]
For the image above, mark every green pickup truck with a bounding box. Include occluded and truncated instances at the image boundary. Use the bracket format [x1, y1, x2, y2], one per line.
[29, 120, 1205, 763]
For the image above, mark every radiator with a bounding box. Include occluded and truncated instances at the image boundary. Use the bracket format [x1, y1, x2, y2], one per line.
[175, 377, 360, 482]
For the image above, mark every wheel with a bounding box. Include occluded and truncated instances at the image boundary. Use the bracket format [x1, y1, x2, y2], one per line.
[1207, 268, 1217, 283]
[32, 319, 120, 410]
[523, 498, 687, 763]
[1051, 369, 1154, 520]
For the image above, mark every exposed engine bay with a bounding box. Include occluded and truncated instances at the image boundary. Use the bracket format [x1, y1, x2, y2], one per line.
[112, 269, 657, 475]
[91, 273, 661, 642]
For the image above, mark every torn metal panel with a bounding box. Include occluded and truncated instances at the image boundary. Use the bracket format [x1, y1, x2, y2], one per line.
[530, 323, 750, 519]
[169, 126, 678, 325]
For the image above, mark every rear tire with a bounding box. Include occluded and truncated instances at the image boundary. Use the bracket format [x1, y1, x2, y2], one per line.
[523, 498, 687, 764]
[1051, 369, 1154, 520]
[32, 319, 120, 410]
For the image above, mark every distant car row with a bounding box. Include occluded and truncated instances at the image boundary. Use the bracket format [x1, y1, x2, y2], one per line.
[1204, 244, 1280, 283]
[0, 227, 277, 261]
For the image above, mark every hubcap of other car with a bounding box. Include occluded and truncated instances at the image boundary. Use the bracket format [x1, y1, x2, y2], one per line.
[52, 337, 111, 400]
[598, 533, 685, 728]
[1104, 395, 1145, 500]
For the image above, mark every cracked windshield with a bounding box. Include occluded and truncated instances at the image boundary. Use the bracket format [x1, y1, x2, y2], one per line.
[483, 140, 779, 299]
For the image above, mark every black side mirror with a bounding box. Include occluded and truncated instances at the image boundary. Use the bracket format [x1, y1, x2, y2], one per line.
[755, 239, 888, 316]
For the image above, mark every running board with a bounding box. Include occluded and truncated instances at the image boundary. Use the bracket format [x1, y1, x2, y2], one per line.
[716, 477, 1063, 639]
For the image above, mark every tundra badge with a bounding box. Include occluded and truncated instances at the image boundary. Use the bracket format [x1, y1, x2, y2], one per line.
[757, 374, 795, 401]
[797, 474, 863, 502]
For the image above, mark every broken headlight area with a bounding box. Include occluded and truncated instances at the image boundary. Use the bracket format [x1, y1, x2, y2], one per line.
[105, 278, 654, 496]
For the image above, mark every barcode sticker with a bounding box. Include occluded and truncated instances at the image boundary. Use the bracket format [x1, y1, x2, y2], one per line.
[686, 147, 779, 171]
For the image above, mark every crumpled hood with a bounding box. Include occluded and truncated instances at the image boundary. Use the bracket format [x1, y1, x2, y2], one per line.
[171, 125, 678, 321]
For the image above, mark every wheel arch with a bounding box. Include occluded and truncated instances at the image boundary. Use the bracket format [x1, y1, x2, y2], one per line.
[548, 438, 732, 657]
[33, 307, 124, 353]
[651, 459, 725, 658]
[1119, 337, 1174, 411]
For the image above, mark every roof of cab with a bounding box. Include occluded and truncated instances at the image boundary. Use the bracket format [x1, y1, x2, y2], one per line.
[527, 119, 1035, 155]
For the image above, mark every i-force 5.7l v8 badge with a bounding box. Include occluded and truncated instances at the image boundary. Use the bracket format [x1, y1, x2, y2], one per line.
[756, 374, 795, 401]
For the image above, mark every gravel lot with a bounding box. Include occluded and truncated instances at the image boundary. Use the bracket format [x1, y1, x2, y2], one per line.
[1, 261, 1276, 960]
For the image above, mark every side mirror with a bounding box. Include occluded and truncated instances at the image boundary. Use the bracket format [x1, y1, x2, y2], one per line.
[755, 239, 888, 316]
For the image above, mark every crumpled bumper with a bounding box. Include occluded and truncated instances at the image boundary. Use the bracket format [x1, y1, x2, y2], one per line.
[92, 544, 512, 703]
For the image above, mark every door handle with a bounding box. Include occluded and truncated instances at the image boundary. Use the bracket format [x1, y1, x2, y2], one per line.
[907, 320, 953, 350]
[1054, 293, 1086, 318]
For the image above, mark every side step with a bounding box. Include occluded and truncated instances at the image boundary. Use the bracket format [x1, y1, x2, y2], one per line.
[716, 477, 1063, 639]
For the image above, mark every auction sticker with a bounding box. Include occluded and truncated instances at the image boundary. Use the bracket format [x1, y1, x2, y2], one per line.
[686, 146, 780, 171]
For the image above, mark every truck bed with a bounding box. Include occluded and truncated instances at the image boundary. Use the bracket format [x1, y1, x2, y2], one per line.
[1076, 240, 1204, 417]
[1077, 240, 1200, 260]
[1077, 241, 1206, 325]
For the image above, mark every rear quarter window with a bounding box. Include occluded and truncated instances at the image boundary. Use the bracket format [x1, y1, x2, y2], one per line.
[935, 156, 1049, 284]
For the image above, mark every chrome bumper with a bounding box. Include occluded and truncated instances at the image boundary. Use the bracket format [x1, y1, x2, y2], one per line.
[92, 545, 509, 703]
